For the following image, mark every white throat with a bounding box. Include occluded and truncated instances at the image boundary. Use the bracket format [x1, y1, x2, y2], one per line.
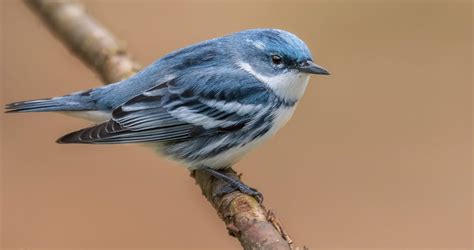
[238, 61, 310, 101]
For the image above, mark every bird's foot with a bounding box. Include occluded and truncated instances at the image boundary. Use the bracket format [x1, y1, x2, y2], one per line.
[217, 182, 264, 203]
[201, 167, 263, 203]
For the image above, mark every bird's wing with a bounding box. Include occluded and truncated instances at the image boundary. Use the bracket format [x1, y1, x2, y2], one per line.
[57, 77, 268, 144]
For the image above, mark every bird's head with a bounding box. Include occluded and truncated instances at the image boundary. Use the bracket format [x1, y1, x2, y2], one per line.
[230, 29, 329, 102]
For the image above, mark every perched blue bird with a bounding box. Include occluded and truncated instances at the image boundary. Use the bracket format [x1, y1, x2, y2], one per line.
[6, 29, 329, 200]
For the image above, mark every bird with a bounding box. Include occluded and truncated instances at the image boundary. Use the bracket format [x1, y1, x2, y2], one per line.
[5, 28, 329, 201]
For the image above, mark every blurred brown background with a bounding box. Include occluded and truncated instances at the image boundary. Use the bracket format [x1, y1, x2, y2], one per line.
[1, 0, 472, 249]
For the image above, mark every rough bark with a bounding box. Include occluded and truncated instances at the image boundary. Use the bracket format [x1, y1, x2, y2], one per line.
[193, 168, 294, 249]
[24, 0, 299, 249]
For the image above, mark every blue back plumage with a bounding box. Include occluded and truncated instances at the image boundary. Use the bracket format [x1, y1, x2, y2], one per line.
[88, 29, 312, 110]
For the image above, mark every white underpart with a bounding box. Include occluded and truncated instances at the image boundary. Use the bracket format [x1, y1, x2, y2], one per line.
[238, 61, 310, 101]
[63, 110, 112, 123]
[195, 105, 297, 169]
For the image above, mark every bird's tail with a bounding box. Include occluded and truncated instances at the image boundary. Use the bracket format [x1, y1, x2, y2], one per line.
[5, 90, 97, 113]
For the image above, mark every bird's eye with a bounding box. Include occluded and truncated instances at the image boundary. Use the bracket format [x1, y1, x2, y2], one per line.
[271, 55, 283, 65]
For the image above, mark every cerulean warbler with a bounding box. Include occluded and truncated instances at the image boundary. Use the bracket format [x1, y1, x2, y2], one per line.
[6, 29, 329, 200]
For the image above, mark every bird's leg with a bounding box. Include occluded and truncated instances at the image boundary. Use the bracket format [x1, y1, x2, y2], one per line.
[200, 167, 263, 203]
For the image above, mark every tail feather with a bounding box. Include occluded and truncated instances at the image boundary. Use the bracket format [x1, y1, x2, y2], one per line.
[5, 90, 99, 113]
[6, 98, 72, 113]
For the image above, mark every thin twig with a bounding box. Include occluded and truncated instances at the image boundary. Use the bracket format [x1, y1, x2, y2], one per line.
[24, 0, 296, 249]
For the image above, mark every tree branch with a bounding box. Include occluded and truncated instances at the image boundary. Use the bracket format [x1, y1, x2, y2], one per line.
[24, 0, 297, 249]
[25, 0, 140, 83]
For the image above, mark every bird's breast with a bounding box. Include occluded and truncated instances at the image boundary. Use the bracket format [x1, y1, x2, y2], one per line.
[268, 105, 298, 135]
[183, 105, 297, 169]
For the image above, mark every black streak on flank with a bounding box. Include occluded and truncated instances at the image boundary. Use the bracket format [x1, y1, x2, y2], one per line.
[218, 122, 246, 132]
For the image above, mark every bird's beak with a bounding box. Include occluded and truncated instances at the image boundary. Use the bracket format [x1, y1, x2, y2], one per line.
[298, 60, 330, 75]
